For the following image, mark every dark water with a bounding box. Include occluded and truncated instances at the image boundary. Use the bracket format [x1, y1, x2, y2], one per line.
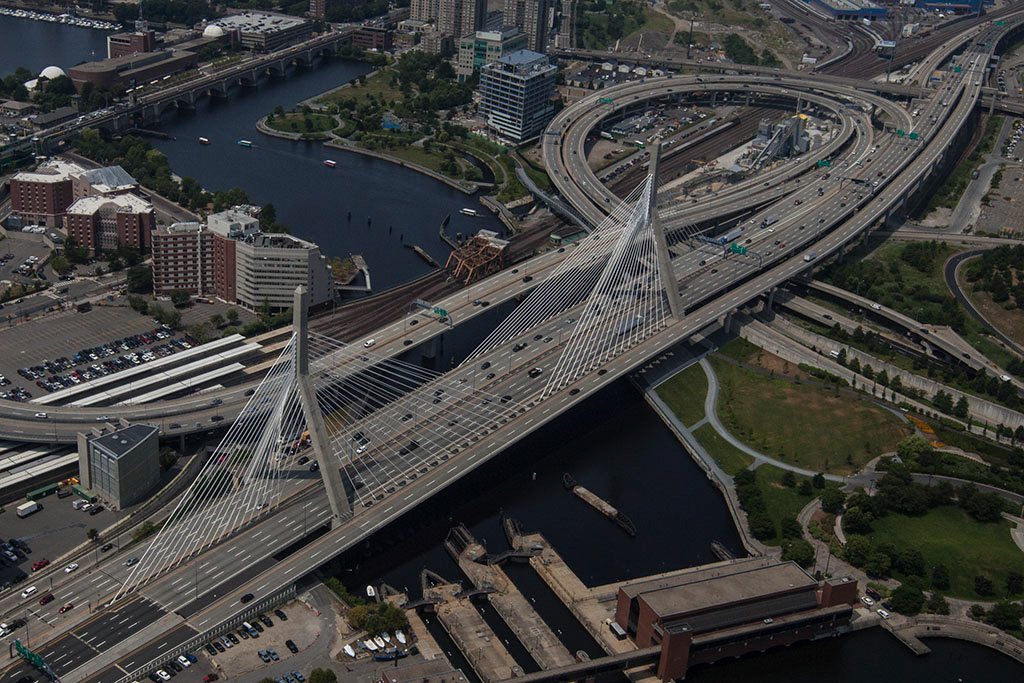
[0, 16, 110, 75]
[144, 60, 505, 291]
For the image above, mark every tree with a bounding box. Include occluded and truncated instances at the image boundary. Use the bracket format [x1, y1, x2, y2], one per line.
[781, 538, 814, 567]
[780, 516, 803, 539]
[812, 472, 826, 489]
[170, 289, 192, 308]
[895, 548, 926, 577]
[864, 551, 892, 578]
[87, 528, 99, 542]
[94, 265, 105, 277]
[798, 480, 814, 496]
[954, 395, 970, 419]
[890, 583, 925, 615]
[308, 669, 338, 683]
[781, 471, 796, 487]
[50, 254, 71, 275]
[126, 265, 153, 293]
[897, 434, 931, 462]
[932, 564, 951, 591]
[820, 487, 846, 514]
[843, 507, 873, 535]
[226, 308, 240, 325]
[346, 604, 369, 630]
[925, 592, 950, 615]
[748, 512, 776, 541]
[159, 447, 176, 469]
[1006, 571, 1023, 596]
[844, 535, 872, 566]
[933, 390, 954, 414]
[975, 575, 996, 597]
[365, 601, 408, 635]
[987, 602, 1023, 631]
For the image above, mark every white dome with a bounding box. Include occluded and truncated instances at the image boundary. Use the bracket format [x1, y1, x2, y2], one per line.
[23, 78, 38, 91]
[39, 65, 66, 80]
[203, 24, 226, 38]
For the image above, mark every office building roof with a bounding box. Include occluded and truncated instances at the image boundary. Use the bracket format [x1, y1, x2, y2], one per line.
[13, 158, 86, 183]
[212, 12, 308, 34]
[81, 165, 137, 193]
[66, 194, 153, 215]
[91, 424, 158, 459]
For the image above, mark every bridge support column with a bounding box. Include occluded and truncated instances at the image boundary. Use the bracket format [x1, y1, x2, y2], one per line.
[710, 91, 717, 107]
[796, 96, 802, 112]
[766, 286, 777, 315]
[293, 286, 351, 525]
[647, 145, 683, 319]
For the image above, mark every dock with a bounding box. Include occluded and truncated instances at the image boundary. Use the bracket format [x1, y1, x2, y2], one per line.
[405, 243, 441, 267]
[446, 525, 575, 672]
[336, 253, 372, 292]
[425, 578, 522, 683]
[882, 621, 931, 655]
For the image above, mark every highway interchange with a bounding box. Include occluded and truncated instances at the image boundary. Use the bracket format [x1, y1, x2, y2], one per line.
[1, 12, 1023, 683]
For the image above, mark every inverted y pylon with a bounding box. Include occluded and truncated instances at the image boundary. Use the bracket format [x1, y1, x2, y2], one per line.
[648, 144, 683, 319]
[294, 286, 352, 524]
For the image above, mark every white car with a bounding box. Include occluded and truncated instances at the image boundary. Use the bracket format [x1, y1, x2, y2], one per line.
[870, 303, 881, 310]
[877, 608, 890, 619]
[177, 655, 191, 668]
[20, 586, 37, 599]
[363, 338, 376, 348]
[255, 502, 267, 510]
[64, 563, 79, 573]
[156, 670, 171, 681]
[860, 595, 874, 607]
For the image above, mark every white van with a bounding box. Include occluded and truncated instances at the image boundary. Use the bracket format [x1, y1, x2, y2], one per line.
[363, 339, 376, 348]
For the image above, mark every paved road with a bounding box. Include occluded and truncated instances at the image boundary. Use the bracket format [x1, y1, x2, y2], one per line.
[948, 114, 1011, 232]
[944, 249, 1024, 357]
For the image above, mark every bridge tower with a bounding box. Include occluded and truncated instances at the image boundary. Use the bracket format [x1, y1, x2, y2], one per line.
[293, 286, 352, 524]
[647, 144, 684, 319]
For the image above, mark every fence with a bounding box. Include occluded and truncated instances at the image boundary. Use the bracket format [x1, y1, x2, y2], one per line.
[113, 583, 297, 683]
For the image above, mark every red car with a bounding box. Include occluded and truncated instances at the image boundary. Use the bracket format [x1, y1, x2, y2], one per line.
[59, 602, 73, 614]
[31, 559, 49, 572]
[39, 593, 54, 605]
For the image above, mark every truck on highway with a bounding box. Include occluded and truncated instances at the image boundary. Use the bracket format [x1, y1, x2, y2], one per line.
[760, 216, 779, 229]
[600, 131, 615, 140]
[803, 251, 817, 262]
[16, 501, 39, 518]
[717, 228, 743, 245]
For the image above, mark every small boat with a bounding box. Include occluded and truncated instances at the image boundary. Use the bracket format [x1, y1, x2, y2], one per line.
[237, 139, 252, 147]
[363, 639, 378, 651]
[381, 632, 391, 643]
[344, 644, 356, 658]
[323, 159, 337, 167]
[395, 630, 407, 645]
[373, 648, 407, 661]
[198, 137, 210, 145]
[366, 585, 376, 598]
[459, 208, 479, 216]
[373, 635, 386, 649]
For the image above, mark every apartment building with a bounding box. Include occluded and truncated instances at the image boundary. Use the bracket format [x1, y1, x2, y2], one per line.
[63, 194, 155, 254]
[479, 49, 556, 142]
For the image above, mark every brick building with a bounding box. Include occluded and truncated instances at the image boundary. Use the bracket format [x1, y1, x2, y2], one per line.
[352, 26, 394, 51]
[107, 29, 157, 59]
[63, 194, 155, 254]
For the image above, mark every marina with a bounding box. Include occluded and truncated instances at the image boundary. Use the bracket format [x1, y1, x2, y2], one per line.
[0, 7, 120, 30]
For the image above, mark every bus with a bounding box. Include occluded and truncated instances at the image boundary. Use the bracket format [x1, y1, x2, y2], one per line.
[633, 140, 646, 148]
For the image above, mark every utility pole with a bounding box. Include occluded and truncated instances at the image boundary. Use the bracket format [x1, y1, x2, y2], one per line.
[686, 14, 695, 60]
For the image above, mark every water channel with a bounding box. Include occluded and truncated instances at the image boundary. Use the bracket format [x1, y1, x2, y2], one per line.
[2, 18, 1022, 680]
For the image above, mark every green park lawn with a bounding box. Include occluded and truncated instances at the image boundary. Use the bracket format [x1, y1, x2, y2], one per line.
[869, 505, 1024, 600]
[693, 423, 753, 477]
[709, 355, 913, 476]
[656, 363, 708, 427]
[754, 465, 817, 546]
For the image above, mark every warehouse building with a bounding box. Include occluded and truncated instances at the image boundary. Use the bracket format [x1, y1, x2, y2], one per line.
[77, 423, 160, 510]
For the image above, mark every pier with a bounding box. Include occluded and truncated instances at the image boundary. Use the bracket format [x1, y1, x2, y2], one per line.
[446, 525, 575, 672]
[406, 243, 441, 267]
[335, 253, 372, 293]
[424, 575, 522, 683]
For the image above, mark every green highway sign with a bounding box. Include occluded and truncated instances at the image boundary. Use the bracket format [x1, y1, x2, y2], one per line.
[995, 20, 1006, 26]
[432, 306, 448, 317]
[908, 132, 919, 140]
[816, 160, 831, 167]
[730, 243, 747, 255]
[13, 639, 45, 669]
[896, 129, 905, 136]
[598, 97, 613, 104]
[954, 66, 962, 73]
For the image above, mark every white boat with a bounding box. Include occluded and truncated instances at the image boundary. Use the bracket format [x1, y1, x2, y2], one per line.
[373, 635, 386, 649]
[344, 644, 356, 658]
[364, 639, 378, 651]
[381, 632, 391, 643]
[366, 585, 376, 598]
[459, 208, 479, 216]
[323, 159, 337, 167]
[396, 630, 407, 645]
[198, 137, 210, 145]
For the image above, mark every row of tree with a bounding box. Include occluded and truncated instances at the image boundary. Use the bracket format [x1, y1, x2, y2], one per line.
[963, 244, 1024, 309]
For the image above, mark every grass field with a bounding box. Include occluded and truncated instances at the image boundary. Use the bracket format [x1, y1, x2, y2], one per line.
[317, 68, 401, 106]
[754, 465, 817, 546]
[656, 363, 708, 427]
[869, 505, 1024, 600]
[710, 355, 913, 475]
[693, 423, 753, 476]
[266, 113, 335, 135]
[358, 143, 448, 175]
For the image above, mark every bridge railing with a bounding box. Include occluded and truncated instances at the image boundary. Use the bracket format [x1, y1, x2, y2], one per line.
[112, 583, 297, 683]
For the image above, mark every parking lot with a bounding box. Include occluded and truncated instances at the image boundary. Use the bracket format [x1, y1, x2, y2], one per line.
[0, 491, 118, 591]
[0, 231, 51, 283]
[0, 304, 198, 401]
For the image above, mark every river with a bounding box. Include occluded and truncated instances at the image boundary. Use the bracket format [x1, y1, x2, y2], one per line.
[3, 17, 1023, 681]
